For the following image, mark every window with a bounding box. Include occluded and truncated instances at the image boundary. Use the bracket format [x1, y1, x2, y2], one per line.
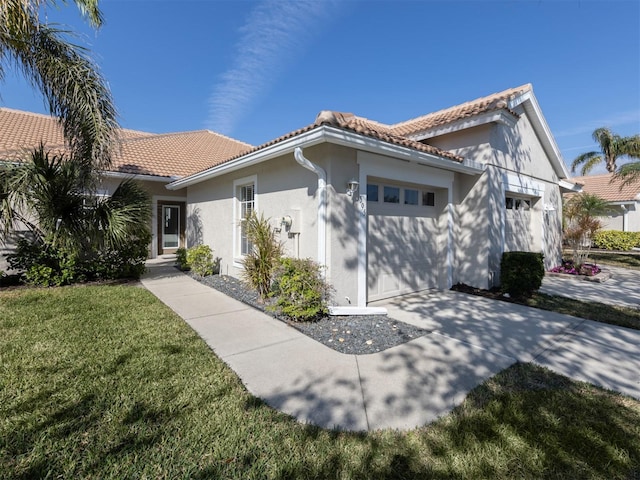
[383, 186, 400, 203]
[405, 189, 419, 205]
[506, 196, 532, 210]
[422, 191, 435, 207]
[367, 184, 379, 202]
[239, 183, 254, 255]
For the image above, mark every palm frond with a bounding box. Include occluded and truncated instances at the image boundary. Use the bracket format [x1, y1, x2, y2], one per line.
[571, 151, 600, 175]
[614, 162, 640, 187]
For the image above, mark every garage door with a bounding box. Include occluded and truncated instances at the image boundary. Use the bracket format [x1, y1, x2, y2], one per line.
[367, 183, 442, 302]
[504, 196, 531, 251]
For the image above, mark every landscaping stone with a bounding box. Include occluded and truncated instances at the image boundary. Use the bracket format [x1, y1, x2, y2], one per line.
[188, 271, 430, 355]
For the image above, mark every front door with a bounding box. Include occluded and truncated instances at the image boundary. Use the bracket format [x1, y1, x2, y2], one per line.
[162, 205, 180, 252]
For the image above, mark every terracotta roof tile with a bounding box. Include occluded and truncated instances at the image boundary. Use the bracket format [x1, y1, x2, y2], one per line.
[0, 108, 252, 178]
[570, 173, 640, 202]
[390, 84, 532, 137]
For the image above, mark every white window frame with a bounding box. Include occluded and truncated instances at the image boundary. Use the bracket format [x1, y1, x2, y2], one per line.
[233, 175, 257, 265]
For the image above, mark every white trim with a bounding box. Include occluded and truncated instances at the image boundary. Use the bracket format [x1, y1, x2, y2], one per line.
[622, 204, 629, 232]
[232, 174, 258, 267]
[161, 204, 181, 250]
[510, 90, 571, 180]
[167, 126, 483, 190]
[406, 110, 518, 141]
[447, 190, 454, 288]
[103, 171, 179, 183]
[328, 306, 387, 316]
[559, 179, 582, 192]
[151, 194, 187, 258]
[503, 172, 546, 197]
[357, 165, 368, 307]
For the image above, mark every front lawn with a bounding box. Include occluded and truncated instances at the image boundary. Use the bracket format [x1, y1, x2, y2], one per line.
[1, 286, 639, 479]
[589, 251, 640, 271]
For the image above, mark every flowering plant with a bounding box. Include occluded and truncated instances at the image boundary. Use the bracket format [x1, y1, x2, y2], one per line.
[550, 260, 601, 276]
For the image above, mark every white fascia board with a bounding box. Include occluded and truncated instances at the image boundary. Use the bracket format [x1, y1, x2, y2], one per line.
[511, 92, 571, 180]
[102, 170, 177, 183]
[503, 172, 546, 197]
[167, 126, 484, 190]
[406, 110, 519, 141]
[608, 200, 637, 206]
[558, 179, 582, 192]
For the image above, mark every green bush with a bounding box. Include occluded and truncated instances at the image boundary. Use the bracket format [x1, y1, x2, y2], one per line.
[500, 251, 544, 299]
[270, 257, 331, 322]
[592, 230, 640, 251]
[186, 244, 216, 277]
[7, 231, 151, 286]
[175, 247, 189, 270]
[241, 212, 283, 299]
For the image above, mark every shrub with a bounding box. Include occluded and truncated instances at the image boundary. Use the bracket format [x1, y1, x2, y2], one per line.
[176, 247, 189, 270]
[186, 244, 216, 277]
[500, 251, 544, 299]
[592, 230, 640, 251]
[270, 257, 331, 322]
[241, 212, 283, 299]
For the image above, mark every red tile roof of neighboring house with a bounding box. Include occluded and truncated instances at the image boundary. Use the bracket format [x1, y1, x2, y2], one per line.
[571, 173, 640, 202]
[390, 84, 532, 137]
[0, 108, 252, 178]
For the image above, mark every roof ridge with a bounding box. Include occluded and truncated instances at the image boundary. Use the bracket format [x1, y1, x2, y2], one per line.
[391, 83, 533, 129]
[0, 107, 58, 120]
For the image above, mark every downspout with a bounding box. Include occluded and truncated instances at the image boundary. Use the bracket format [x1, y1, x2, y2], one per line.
[295, 146, 386, 316]
[294, 147, 326, 269]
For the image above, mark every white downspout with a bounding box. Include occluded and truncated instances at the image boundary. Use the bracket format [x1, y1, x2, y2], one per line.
[294, 147, 326, 269]
[294, 147, 386, 316]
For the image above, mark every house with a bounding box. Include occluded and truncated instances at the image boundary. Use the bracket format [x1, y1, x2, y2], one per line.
[571, 173, 640, 232]
[0, 108, 251, 268]
[166, 84, 579, 312]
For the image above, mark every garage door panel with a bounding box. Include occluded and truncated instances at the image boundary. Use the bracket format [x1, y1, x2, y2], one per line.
[368, 210, 441, 302]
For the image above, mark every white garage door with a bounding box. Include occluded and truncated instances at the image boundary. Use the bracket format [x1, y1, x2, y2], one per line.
[367, 183, 442, 302]
[504, 196, 532, 252]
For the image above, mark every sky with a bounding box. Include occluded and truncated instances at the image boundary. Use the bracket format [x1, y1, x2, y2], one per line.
[2, 0, 639, 175]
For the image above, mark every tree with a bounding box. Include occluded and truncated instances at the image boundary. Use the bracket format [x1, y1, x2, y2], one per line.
[571, 128, 640, 175]
[0, 0, 118, 173]
[614, 159, 640, 187]
[563, 193, 610, 266]
[0, 145, 151, 282]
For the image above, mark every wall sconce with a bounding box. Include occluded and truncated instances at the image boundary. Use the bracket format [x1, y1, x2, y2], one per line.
[543, 203, 556, 212]
[346, 179, 359, 197]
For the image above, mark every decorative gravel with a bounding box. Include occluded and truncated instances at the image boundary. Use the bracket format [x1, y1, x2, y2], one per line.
[188, 271, 430, 355]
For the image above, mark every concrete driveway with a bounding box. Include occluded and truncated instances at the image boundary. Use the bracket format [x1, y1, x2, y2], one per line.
[374, 289, 640, 401]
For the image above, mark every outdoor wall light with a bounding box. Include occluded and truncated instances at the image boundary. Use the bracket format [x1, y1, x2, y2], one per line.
[346, 179, 359, 197]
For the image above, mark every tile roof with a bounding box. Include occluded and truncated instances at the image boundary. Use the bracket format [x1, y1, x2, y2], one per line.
[390, 84, 532, 137]
[571, 173, 640, 202]
[0, 108, 252, 178]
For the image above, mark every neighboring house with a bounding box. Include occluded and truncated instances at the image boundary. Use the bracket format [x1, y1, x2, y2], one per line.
[571, 173, 640, 232]
[166, 84, 579, 311]
[0, 108, 251, 267]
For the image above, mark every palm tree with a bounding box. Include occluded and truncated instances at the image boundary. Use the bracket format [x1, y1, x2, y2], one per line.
[0, 0, 118, 173]
[571, 128, 640, 175]
[0, 146, 151, 277]
[563, 192, 610, 266]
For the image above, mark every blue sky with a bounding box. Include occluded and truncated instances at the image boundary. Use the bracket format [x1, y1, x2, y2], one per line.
[2, 0, 639, 174]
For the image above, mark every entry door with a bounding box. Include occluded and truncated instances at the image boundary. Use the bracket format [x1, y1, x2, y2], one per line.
[162, 205, 180, 250]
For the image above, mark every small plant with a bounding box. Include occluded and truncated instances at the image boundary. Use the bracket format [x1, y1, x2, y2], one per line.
[270, 257, 332, 322]
[500, 251, 544, 299]
[563, 193, 609, 266]
[175, 247, 189, 270]
[241, 212, 283, 300]
[186, 245, 216, 277]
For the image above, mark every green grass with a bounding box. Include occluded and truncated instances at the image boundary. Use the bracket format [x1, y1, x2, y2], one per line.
[589, 252, 640, 270]
[525, 293, 640, 330]
[2, 286, 640, 479]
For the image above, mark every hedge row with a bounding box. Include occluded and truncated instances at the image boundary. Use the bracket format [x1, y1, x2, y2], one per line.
[592, 230, 640, 251]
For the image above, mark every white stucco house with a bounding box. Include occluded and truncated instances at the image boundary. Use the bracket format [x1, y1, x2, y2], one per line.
[571, 173, 640, 232]
[166, 84, 579, 311]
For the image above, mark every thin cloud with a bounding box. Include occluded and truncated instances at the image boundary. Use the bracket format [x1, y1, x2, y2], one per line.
[206, 0, 342, 136]
[555, 110, 640, 138]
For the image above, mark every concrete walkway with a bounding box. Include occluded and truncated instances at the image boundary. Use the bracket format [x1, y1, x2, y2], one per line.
[141, 261, 640, 432]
